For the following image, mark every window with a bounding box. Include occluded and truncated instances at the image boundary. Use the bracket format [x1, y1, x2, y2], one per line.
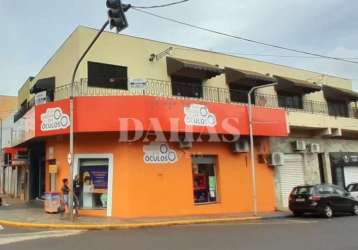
[88, 61, 128, 90]
[347, 184, 358, 192]
[277, 92, 303, 109]
[334, 187, 346, 196]
[327, 100, 349, 117]
[293, 186, 314, 195]
[317, 185, 334, 195]
[229, 86, 255, 104]
[171, 76, 203, 98]
[78, 158, 109, 209]
[192, 156, 218, 204]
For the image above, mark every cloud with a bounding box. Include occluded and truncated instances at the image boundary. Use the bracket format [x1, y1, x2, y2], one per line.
[0, 0, 357, 95]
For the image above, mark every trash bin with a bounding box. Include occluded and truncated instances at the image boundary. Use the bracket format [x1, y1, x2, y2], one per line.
[44, 192, 61, 213]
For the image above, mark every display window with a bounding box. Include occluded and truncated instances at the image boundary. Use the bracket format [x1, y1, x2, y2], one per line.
[192, 156, 218, 204]
[78, 158, 109, 209]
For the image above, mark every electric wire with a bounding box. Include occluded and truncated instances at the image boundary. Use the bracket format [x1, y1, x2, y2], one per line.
[132, 8, 358, 65]
[131, 0, 189, 9]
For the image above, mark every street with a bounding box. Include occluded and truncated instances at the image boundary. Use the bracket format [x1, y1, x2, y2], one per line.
[1, 215, 358, 250]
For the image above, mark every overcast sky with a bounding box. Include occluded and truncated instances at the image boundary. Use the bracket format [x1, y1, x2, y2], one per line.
[1, 0, 357, 96]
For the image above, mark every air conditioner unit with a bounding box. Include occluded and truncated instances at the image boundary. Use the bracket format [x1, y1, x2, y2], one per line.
[292, 140, 306, 151]
[269, 152, 284, 166]
[179, 139, 192, 149]
[308, 143, 320, 153]
[232, 139, 250, 153]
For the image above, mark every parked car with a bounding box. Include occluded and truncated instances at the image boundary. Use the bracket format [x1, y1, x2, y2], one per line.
[289, 184, 358, 218]
[346, 183, 358, 200]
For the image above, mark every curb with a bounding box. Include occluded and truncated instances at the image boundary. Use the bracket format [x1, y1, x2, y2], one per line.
[0, 216, 265, 230]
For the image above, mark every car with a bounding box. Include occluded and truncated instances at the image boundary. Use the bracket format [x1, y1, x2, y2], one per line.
[347, 183, 358, 200]
[289, 184, 358, 218]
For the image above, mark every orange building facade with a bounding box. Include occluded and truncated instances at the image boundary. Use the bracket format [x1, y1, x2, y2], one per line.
[14, 95, 288, 218]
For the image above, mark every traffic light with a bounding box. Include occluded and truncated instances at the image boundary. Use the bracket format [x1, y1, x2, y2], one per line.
[106, 0, 129, 32]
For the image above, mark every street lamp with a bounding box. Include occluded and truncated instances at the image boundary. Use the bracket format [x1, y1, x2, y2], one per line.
[67, 1, 130, 220]
[248, 82, 277, 216]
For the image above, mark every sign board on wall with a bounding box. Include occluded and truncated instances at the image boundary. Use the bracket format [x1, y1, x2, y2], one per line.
[143, 143, 177, 164]
[40, 107, 70, 131]
[128, 79, 147, 91]
[49, 164, 58, 174]
[184, 104, 217, 127]
[35, 91, 47, 106]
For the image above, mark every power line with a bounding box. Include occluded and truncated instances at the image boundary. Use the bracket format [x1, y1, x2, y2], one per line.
[131, 0, 189, 9]
[132, 8, 358, 65]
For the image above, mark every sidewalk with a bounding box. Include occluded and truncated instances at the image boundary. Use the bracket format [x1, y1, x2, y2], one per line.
[0, 196, 291, 230]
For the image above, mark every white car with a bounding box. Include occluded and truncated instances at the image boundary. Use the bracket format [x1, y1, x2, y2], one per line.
[347, 183, 358, 200]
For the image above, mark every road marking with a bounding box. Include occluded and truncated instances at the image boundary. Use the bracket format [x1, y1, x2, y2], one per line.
[237, 219, 318, 225]
[0, 230, 84, 246]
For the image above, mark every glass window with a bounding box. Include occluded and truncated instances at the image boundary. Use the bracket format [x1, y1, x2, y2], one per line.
[347, 184, 358, 192]
[334, 187, 346, 196]
[317, 185, 334, 195]
[88, 61, 128, 90]
[78, 158, 109, 209]
[171, 76, 203, 98]
[327, 100, 349, 117]
[278, 92, 303, 109]
[192, 156, 218, 204]
[292, 186, 314, 195]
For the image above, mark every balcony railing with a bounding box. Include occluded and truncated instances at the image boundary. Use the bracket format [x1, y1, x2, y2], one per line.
[15, 78, 358, 122]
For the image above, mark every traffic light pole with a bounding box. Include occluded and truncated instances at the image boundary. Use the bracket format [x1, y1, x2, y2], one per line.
[68, 20, 109, 220]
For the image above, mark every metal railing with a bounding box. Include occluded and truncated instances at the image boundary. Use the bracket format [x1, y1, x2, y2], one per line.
[15, 78, 358, 121]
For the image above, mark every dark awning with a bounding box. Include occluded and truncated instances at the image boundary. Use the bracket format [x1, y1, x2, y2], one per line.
[167, 57, 223, 80]
[30, 77, 55, 94]
[225, 67, 276, 88]
[323, 85, 358, 102]
[274, 75, 322, 94]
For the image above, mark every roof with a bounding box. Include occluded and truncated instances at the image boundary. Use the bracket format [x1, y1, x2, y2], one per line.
[323, 85, 358, 101]
[225, 67, 276, 87]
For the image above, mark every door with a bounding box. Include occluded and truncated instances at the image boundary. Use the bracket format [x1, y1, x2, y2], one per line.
[344, 166, 358, 187]
[333, 186, 352, 211]
[278, 154, 305, 207]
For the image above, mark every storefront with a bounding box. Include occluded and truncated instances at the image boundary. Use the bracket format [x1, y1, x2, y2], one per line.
[14, 95, 288, 218]
[330, 152, 358, 188]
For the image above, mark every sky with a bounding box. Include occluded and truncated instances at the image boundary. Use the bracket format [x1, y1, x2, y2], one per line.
[0, 0, 357, 96]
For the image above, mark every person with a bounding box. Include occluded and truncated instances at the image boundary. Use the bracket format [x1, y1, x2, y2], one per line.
[60, 178, 70, 219]
[82, 176, 94, 208]
[73, 175, 82, 217]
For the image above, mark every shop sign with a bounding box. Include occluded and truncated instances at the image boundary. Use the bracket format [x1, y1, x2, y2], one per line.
[40, 107, 70, 131]
[128, 79, 147, 91]
[143, 143, 177, 164]
[330, 152, 358, 167]
[49, 164, 58, 174]
[184, 104, 217, 127]
[35, 91, 47, 106]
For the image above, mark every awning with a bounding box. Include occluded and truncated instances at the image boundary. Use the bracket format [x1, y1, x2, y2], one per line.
[167, 57, 223, 80]
[323, 85, 358, 102]
[30, 77, 55, 94]
[274, 75, 322, 94]
[225, 67, 276, 88]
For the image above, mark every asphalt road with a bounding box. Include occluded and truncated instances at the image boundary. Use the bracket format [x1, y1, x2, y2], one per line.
[2, 215, 358, 250]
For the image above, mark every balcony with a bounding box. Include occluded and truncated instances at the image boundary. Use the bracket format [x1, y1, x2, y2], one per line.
[15, 78, 358, 127]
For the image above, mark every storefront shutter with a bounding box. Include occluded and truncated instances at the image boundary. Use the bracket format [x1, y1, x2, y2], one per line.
[278, 154, 305, 207]
[344, 166, 358, 187]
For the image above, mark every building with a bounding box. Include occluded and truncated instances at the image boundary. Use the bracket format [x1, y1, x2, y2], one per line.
[9, 26, 357, 217]
[0, 95, 18, 195]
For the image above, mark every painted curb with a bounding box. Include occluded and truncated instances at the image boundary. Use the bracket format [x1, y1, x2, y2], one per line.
[0, 216, 263, 230]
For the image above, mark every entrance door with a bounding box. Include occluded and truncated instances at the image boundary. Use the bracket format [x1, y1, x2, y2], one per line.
[344, 166, 358, 187]
[318, 153, 326, 184]
[278, 154, 305, 207]
[74, 154, 113, 217]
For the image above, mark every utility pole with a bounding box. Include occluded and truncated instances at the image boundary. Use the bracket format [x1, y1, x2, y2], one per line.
[67, 0, 130, 220]
[248, 82, 277, 216]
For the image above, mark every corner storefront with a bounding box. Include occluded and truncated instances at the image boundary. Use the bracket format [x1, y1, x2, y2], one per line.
[17, 95, 288, 218]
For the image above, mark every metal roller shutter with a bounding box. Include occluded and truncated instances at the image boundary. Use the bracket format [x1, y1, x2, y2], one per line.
[344, 166, 358, 186]
[278, 154, 305, 207]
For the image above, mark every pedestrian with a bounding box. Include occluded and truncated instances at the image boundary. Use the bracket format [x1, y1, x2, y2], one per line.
[60, 178, 70, 219]
[73, 175, 82, 217]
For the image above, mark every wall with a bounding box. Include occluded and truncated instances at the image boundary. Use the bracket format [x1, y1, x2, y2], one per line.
[45, 133, 275, 218]
[0, 95, 17, 120]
